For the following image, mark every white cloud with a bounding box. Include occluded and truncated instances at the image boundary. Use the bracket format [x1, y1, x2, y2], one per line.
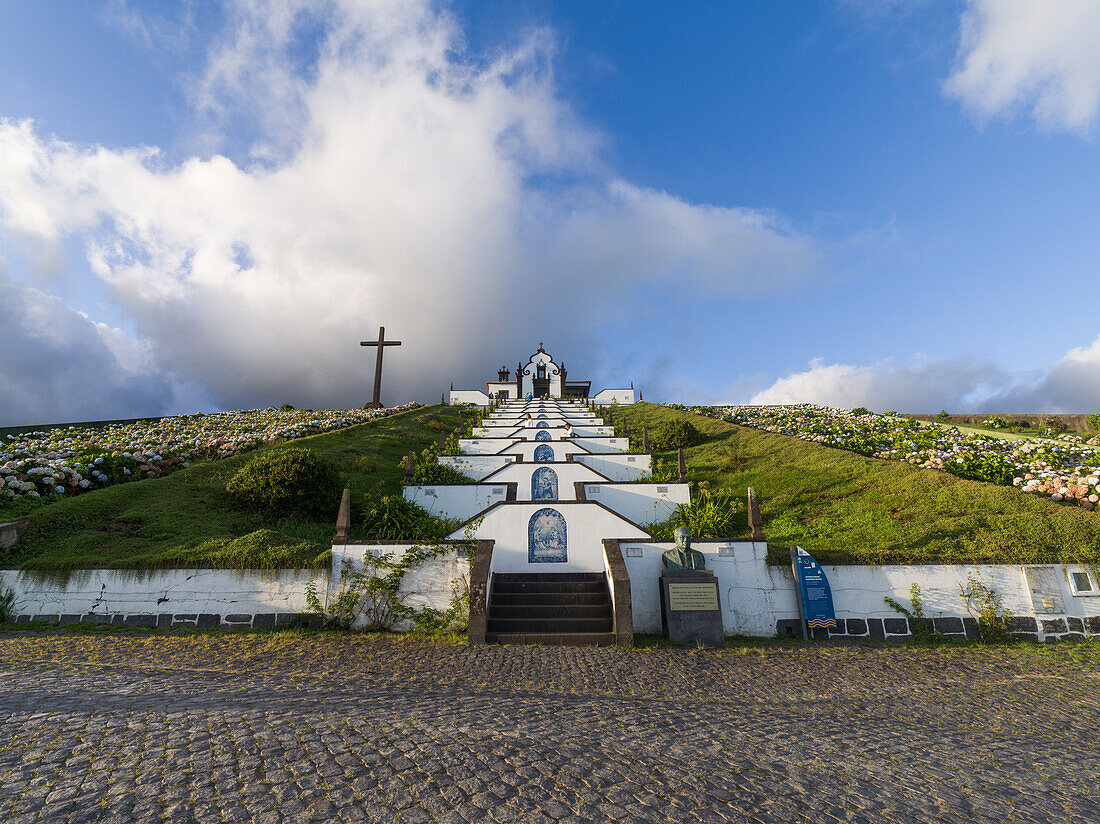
[0, 0, 820, 418]
[945, 0, 1100, 132]
[751, 335, 1100, 413]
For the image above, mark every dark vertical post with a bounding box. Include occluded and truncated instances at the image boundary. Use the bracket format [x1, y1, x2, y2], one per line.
[404, 451, 415, 484]
[371, 326, 386, 408]
[642, 427, 649, 453]
[791, 547, 809, 640]
[333, 488, 351, 545]
[677, 448, 687, 482]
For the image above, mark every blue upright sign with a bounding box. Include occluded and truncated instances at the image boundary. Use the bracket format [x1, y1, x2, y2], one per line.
[793, 547, 837, 633]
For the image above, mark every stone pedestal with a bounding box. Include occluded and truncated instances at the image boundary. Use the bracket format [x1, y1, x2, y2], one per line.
[659, 572, 723, 646]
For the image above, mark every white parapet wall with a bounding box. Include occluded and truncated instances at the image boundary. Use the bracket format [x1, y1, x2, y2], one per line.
[448, 390, 489, 406]
[573, 453, 651, 481]
[438, 454, 517, 480]
[592, 389, 636, 405]
[583, 483, 690, 525]
[331, 543, 470, 631]
[0, 567, 318, 628]
[404, 483, 512, 521]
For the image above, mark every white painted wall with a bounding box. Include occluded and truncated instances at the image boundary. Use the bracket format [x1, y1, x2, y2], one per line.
[438, 455, 516, 480]
[404, 484, 510, 521]
[331, 544, 470, 631]
[571, 437, 629, 453]
[573, 453, 651, 480]
[592, 389, 636, 405]
[499, 441, 589, 462]
[452, 502, 649, 573]
[583, 483, 690, 525]
[0, 568, 316, 618]
[620, 542, 1100, 639]
[448, 390, 489, 406]
[482, 462, 612, 499]
[458, 438, 515, 455]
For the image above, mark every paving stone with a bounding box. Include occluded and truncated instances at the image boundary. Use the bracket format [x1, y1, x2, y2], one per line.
[0, 634, 1095, 824]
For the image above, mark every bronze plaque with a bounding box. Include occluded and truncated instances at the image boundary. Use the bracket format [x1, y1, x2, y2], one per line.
[668, 582, 719, 612]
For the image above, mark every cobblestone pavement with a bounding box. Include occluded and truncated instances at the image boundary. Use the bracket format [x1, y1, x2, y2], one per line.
[0, 633, 1097, 823]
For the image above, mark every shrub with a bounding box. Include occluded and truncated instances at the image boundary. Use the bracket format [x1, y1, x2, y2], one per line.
[647, 489, 743, 540]
[226, 448, 341, 517]
[943, 451, 1015, 486]
[362, 494, 456, 541]
[983, 416, 1008, 429]
[1089, 413, 1100, 433]
[650, 420, 704, 451]
[412, 452, 474, 484]
[935, 410, 950, 421]
[850, 407, 872, 417]
[279, 403, 295, 412]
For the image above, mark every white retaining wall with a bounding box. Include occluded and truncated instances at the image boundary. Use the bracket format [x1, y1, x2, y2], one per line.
[620, 541, 1100, 640]
[0, 568, 316, 625]
[331, 544, 470, 631]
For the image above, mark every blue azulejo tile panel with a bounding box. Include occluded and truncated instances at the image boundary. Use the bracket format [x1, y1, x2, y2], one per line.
[529, 508, 567, 563]
[535, 430, 551, 441]
[536, 421, 549, 428]
[533, 444, 554, 462]
[531, 467, 558, 501]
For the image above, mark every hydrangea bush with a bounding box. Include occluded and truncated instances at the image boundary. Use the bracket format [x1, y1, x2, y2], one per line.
[682, 404, 1100, 511]
[1, 403, 419, 506]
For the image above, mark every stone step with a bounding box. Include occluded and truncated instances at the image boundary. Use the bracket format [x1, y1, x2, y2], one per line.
[485, 631, 618, 646]
[490, 591, 609, 607]
[493, 572, 605, 583]
[491, 579, 607, 594]
[489, 604, 610, 620]
[486, 616, 614, 634]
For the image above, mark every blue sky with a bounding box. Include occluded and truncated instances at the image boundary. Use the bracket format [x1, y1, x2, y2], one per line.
[1, 0, 1099, 424]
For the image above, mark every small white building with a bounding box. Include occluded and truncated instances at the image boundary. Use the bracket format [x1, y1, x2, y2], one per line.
[449, 343, 636, 407]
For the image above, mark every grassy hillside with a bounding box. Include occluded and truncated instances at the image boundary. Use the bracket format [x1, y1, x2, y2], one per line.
[612, 403, 1100, 566]
[5, 404, 472, 576]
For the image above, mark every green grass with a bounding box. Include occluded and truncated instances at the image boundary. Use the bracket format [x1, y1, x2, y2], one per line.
[615, 403, 1100, 566]
[4, 404, 473, 577]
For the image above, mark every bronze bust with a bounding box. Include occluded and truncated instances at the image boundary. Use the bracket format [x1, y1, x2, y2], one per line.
[662, 526, 707, 573]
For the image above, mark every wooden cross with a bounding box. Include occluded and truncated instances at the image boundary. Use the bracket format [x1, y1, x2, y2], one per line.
[360, 326, 402, 408]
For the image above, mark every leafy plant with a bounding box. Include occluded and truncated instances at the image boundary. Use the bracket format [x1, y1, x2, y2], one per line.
[0, 587, 15, 623]
[959, 572, 1012, 641]
[935, 410, 950, 421]
[226, 448, 341, 517]
[884, 583, 932, 639]
[406, 446, 474, 484]
[944, 451, 1015, 486]
[850, 407, 872, 417]
[361, 494, 457, 541]
[650, 420, 704, 451]
[1089, 413, 1100, 433]
[647, 488, 743, 540]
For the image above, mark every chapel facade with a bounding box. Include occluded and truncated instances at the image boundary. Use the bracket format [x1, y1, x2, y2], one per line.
[448, 344, 635, 407]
